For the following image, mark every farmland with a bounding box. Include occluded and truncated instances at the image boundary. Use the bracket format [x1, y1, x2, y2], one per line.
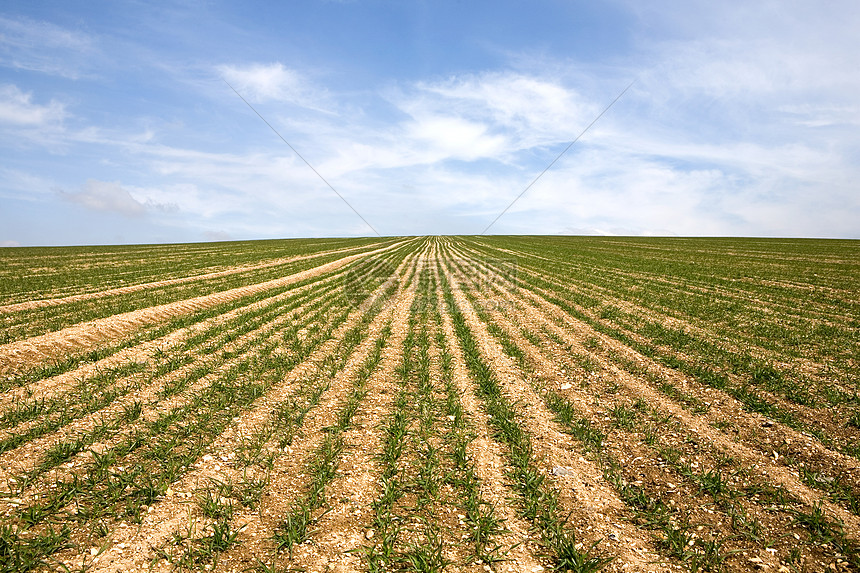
[0, 236, 858, 573]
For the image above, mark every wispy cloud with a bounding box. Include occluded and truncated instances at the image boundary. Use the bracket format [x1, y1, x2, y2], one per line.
[57, 179, 178, 218]
[0, 84, 70, 150]
[0, 15, 96, 78]
[407, 72, 592, 149]
[308, 72, 591, 177]
[2, 1, 858, 243]
[0, 84, 65, 125]
[218, 62, 333, 112]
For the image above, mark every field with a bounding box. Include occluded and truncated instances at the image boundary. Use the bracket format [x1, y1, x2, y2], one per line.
[0, 236, 858, 573]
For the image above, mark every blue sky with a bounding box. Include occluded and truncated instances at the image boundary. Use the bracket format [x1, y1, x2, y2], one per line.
[1, 1, 858, 245]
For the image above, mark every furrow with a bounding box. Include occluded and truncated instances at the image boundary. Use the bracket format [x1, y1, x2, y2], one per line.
[0, 277, 342, 485]
[52, 250, 413, 573]
[441, 247, 666, 573]
[452, 244, 860, 491]
[0, 240, 408, 372]
[0, 240, 391, 314]
[266, 257, 421, 573]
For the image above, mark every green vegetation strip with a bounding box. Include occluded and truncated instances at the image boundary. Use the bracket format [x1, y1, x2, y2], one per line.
[466, 247, 859, 459]
[274, 325, 391, 559]
[460, 250, 860, 523]
[455, 253, 860, 571]
[0, 237, 395, 306]
[1, 239, 414, 344]
[441, 263, 612, 572]
[0, 254, 403, 572]
[1, 261, 347, 385]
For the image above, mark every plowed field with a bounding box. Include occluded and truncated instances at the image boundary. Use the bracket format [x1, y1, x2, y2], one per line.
[1, 236, 858, 573]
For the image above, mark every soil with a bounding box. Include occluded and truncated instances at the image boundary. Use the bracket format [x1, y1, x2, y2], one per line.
[2, 238, 856, 573]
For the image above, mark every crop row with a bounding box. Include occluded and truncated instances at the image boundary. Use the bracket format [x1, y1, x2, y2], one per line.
[0, 237, 391, 305]
[445, 238, 859, 571]
[0, 238, 404, 344]
[0, 246, 410, 572]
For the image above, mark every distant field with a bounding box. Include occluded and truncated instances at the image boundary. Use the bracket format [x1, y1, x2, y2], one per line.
[0, 236, 858, 573]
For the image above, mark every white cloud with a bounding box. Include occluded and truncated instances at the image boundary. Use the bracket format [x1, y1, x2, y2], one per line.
[630, 1, 860, 119]
[203, 53, 860, 237]
[58, 180, 147, 217]
[489, 0, 857, 237]
[778, 104, 860, 128]
[405, 115, 507, 162]
[5, 0, 858, 241]
[412, 73, 591, 146]
[305, 72, 591, 179]
[57, 179, 178, 218]
[218, 62, 332, 112]
[386, 72, 593, 165]
[0, 16, 95, 78]
[0, 85, 66, 125]
[0, 240, 20, 247]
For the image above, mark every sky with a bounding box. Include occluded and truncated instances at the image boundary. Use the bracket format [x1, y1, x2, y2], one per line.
[1, 0, 859, 246]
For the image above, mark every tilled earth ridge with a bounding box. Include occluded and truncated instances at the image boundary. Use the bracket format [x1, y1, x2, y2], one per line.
[450, 242, 860, 493]
[463, 239, 858, 395]
[0, 240, 394, 314]
[0, 278, 346, 490]
[459, 242, 855, 391]
[459, 259, 844, 570]
[0, 269, 343, 409]
[441, 251, 669, 573]
[0, 240, 410, 372]
[81, 254, 420, 573]
[451, 243, 860, 499]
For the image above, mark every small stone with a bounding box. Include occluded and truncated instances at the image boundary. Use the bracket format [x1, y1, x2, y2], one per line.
[552, 466, 574, 476]
[365, 529, 375, 540]
[90, 547, 99, 556]
[560, 383, 572, 390]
